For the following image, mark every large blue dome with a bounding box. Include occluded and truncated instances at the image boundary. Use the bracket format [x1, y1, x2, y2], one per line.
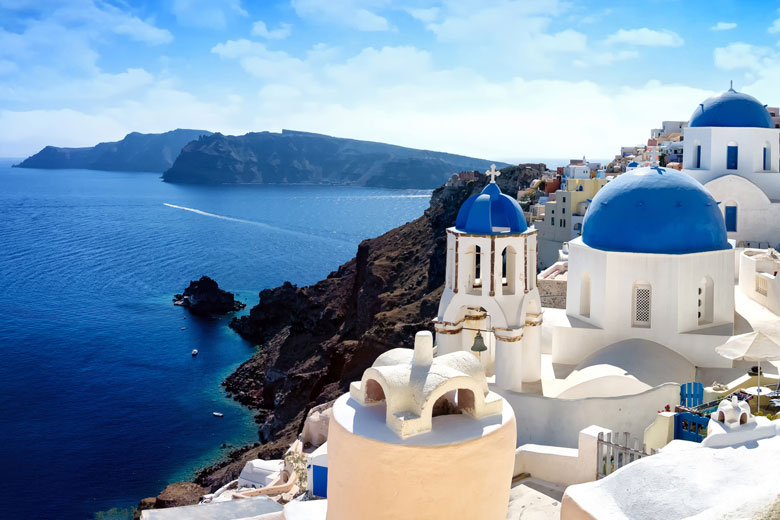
[689, 88, 772, 128]
[582, 167, 730, 254]
[455, 182, 527, 235]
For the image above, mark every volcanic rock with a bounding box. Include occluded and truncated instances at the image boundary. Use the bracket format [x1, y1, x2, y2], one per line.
[174, 276, 245, 316]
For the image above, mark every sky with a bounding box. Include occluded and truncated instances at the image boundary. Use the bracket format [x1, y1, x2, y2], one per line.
[3, 0, 780, 162]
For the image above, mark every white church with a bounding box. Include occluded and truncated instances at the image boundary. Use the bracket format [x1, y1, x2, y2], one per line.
[434, 149, 779, 447]
[683, 86, 780, 248]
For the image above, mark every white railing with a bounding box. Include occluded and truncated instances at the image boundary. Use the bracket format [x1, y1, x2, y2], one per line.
[756, 274, 769, 296]
[596, 431, 656, 479]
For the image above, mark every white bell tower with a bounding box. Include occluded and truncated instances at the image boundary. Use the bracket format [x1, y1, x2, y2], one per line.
[434, 166, 543, 392]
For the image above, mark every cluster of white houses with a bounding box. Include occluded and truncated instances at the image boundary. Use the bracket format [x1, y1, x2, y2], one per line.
[143, 87, 780, 520]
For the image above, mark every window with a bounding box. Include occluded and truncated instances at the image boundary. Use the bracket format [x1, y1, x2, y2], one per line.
[563, 196, 566, 203]
[501, 248, 507, 285]
[698, 276, 714, 325]
[764, 146, 770, 171]
[580, 273, 591, 318]
[725, 204, 737, 232]
[727, 144, 738, 170]
[695, 145, 701, 169]
[562, 208, 566, 214]
[632, 284, 651, 328]
[501, 246, 517, 294]
[551, 218, 555, 226]
[472, 245, 482, 289]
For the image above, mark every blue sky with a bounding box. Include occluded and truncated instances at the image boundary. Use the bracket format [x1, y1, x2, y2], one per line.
[3, 0, 780, 161]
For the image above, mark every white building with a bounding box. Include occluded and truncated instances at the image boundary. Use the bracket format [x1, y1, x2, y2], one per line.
[684, 87, 780, 248]
[552, 166, 736, 388]
[434, 170, 543, 392]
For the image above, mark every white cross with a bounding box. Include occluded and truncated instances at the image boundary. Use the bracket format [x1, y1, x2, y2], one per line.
[486, 164, 500, 183]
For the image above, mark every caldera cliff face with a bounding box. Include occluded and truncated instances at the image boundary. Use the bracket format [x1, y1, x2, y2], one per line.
[187, 165, 546, 490]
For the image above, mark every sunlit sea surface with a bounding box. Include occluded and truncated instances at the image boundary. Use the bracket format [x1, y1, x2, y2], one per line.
[0, 159, 430, 519]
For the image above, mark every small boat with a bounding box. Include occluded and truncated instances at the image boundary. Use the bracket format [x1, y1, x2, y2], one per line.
[192, 349, 199, 356]
[213, 412, 224, 417]
[181, 327, 187, 330]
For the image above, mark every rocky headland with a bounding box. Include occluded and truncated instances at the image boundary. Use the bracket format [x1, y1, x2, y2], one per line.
[139, 164, 547, 512]
[162, 129, 508, 189]
[198, 164, 545, 484]
[14, 129, 211, 173]
[174, 275, 246, 316]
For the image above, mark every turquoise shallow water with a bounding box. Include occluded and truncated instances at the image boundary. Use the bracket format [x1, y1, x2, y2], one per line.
[0, 160, 429, 519]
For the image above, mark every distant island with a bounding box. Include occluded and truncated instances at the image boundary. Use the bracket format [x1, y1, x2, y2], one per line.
[15, 128, 507, 189]
[162, 130, 507, 189]
[13, 129, 212, 173]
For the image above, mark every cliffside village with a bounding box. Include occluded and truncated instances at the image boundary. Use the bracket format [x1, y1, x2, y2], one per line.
[140, 87, 780, 520]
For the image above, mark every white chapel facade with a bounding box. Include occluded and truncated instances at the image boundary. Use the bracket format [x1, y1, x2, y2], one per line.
[434, 167, 543, 392]
[684, 87, 780, 248]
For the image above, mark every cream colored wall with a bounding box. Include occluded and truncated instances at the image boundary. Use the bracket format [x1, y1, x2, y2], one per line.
[325, 409, 517, 520]
[643, 411, 675, 452]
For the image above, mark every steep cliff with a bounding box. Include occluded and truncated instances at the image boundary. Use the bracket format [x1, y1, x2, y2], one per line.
[162, 129, 507, 189]
[14, 129, 211, 173]
[189, 164, 546, 490]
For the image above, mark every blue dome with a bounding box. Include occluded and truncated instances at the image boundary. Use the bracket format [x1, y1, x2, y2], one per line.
[455, 182, 528, 235]
[627, 161, 639, 167]
[582, 167, 730, 254]
[689, 89, 772, 128]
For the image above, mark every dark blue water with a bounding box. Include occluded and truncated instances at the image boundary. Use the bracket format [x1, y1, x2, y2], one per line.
[0, 160, 430, 520]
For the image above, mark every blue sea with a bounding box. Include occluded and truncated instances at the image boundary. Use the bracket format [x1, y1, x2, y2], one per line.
[0, 159, 430, 520]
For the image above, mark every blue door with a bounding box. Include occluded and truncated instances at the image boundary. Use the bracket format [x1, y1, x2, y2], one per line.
[680, 382, 703, 407]
[725, 206, 737, 232]
[674, 412, 709, 442]
[727, 146, 738, 170]
[312, 465, 328, 497]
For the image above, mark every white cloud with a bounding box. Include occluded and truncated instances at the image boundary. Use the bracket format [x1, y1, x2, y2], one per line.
[53, 1, 173, 45]
[422, 1, 586, 73]
[605, 28, 684, 47]
[211, 39, 312, 81]
[211, 39, 266, 59]
[171, 0, 247, 29]
[714, 43, 772, 72]
[251, 21, 292, 40]
[574, 50, 638, 68]
[406, 7, 439, 23]
[291, 0, 390, 31]
[711, 22, 736, 31]
[769, 12, 780, 34]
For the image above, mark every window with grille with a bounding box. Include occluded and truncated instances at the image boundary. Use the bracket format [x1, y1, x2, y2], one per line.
[632, 284, 651, 328]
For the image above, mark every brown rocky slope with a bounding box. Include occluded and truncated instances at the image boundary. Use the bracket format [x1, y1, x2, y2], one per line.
[189, 164, 547, 491]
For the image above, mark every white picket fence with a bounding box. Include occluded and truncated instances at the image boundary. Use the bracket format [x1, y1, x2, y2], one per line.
[596, 431, 656, 479]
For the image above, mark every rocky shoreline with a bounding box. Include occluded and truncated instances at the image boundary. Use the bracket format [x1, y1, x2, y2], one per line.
[138, 164, 546, 514]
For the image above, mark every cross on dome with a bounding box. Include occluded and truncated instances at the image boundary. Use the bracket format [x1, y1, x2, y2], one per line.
[486, 164, 501, 183]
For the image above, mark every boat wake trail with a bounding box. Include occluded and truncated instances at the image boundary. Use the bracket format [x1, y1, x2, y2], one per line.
[163, 203, 353, 245]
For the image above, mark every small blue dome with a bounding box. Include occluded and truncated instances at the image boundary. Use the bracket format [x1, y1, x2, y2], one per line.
[689, 89, 772, 128]
[455, 182, 528, 235]
[582, 167, 730, 254]
[627, 161, 639, 167]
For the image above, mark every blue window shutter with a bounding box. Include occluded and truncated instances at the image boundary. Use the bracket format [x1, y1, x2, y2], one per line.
[725, 206, 737, 232]
[695, 145, 701, 168]
[727, 146, 738, 170]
